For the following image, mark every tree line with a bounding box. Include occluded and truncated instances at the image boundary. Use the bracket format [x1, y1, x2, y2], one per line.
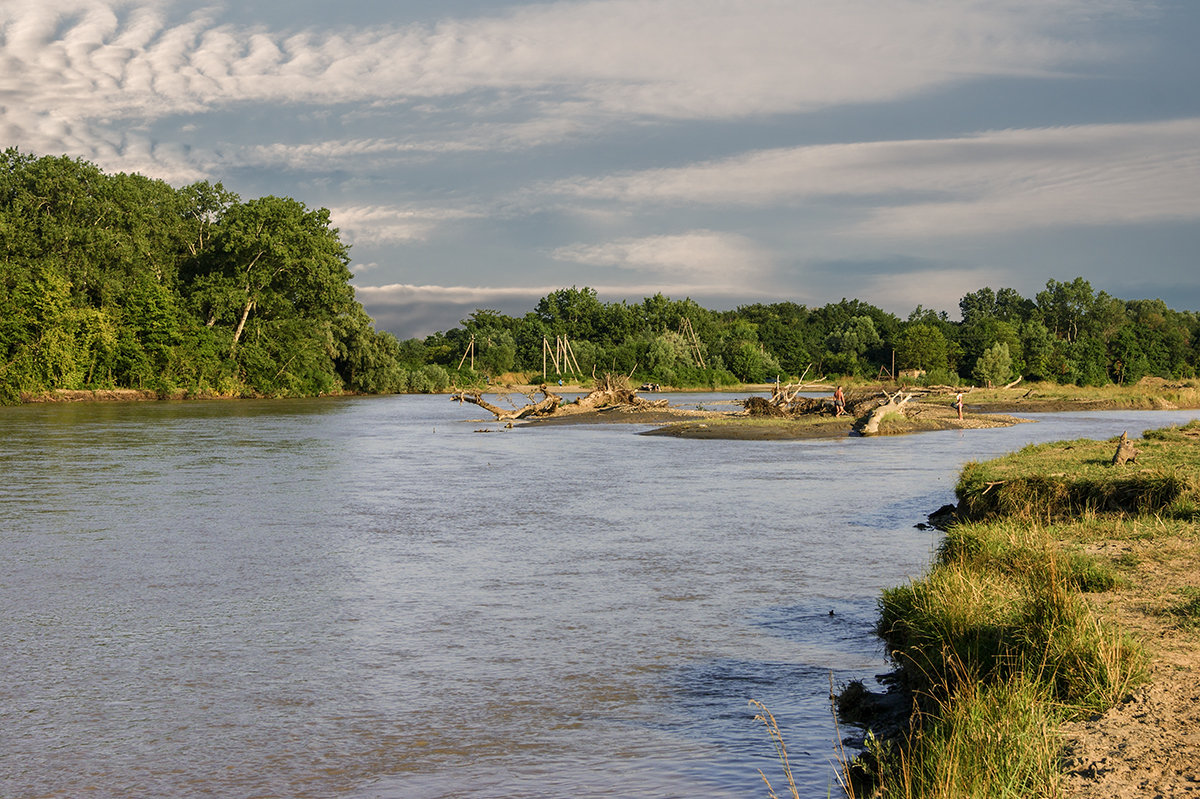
[4, 150, 1198, 402]
[411, 280, 1200, 389]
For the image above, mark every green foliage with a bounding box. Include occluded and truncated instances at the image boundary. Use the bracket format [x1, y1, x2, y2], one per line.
[5, 150, 1199, 401]
[895, 322, 949, 372]
[973, 341, 1013, 387]
[868, 673, 1062, 799]
[1, 148, 403, 402]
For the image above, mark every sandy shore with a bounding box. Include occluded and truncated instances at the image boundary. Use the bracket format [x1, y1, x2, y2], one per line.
[1059, 534, 1200, 798]
[514, 400, 1031, 439]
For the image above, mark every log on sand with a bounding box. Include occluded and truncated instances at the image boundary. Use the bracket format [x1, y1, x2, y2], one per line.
[854, 389, 916, 435]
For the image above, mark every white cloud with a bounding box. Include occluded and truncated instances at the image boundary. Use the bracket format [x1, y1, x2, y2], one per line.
[330, 205, 484, 245]
[356, 283, 564, 306]
[355, 280, 766, 306]
[0, 0, 1143, 176]
[552, 230, 771, 285]
[553, 118, 1200, 236]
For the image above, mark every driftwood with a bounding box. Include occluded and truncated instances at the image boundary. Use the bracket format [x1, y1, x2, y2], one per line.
[748, 384, 881, 418]
[745, 396, 788, 417]
[1111, 431, 1138, 466]
[452, 386, 563, 420]
[452, 374, 668, 421]
[855, 389, 916, 435]
[766, 366, 826, 405]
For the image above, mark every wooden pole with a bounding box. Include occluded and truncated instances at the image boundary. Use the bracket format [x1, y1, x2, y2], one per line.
[457, 334, 476, 370]
[563, 335, 583, 376]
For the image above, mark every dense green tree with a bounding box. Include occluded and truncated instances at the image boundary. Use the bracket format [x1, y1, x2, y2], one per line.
[186, 196, 355, 355]
[959, 287, 998, 327]
[894, 323, 949, 372]
[1036, 277, 1095, 343]
[974, 342, 1014, 386]
[1, 149, 404, 401]
[959, 318, 1022, 382]
[536, 286, 604, 340]
[1019, 319, 1055, 382]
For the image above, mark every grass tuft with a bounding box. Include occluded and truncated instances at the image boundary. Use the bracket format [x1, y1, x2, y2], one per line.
[1158, 587, 1200, 631]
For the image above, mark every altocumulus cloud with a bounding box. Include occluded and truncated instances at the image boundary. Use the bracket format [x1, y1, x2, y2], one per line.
[2, 0, 1142, 179]
[330, 205, 486, 247]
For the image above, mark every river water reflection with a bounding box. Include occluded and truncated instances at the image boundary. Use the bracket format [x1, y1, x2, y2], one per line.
[3, 395, 1197, 798]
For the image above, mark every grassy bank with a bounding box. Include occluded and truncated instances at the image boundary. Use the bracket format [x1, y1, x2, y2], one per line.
[856, 420, 1200, 798]
[938, 379, 1200, 413]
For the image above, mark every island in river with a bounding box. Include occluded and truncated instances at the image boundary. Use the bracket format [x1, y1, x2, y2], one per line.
[458, 377, 1200, 440]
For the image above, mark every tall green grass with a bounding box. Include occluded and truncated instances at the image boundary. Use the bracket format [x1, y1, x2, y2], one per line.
[867, 672, 1061, 799]
[865, 522, 1145, 797]
[877, 545, 1142, 715]
[846, 424, 1200, 797]
[956, 430, 1200, 521]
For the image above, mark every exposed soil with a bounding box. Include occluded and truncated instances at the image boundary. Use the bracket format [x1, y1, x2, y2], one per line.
[641, 417, 855, 440]
[21, 388, 168, 402]
[1060, 535, 1200, 798]
[642, 402, 1029, 440]
[521, 405, 725, 426]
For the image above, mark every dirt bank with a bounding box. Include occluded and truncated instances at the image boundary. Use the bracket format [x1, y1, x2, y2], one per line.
[1060, 534, 1200, 798]
[21, 388, 172, 402]
[642, 402, 1030, 440]
[642, 416, 855, 440]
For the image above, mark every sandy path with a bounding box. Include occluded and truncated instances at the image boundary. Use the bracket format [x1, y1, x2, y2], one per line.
[1060, 536, 1200, 797]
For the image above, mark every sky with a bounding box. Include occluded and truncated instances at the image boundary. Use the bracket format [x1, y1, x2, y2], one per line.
[4, 0, 1200, 339]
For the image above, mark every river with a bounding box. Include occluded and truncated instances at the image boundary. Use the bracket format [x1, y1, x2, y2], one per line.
[2, 394, 1197, 798]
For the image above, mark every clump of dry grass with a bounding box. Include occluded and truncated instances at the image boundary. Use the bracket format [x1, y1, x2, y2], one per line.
[749, 700, 802, 799]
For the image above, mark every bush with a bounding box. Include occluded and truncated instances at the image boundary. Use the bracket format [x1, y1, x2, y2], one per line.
[421, 364, 451, 392]
[405, 369, 432, 393]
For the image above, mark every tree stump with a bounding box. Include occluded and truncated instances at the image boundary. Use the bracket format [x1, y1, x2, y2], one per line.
[1111, 431, 1137, 466]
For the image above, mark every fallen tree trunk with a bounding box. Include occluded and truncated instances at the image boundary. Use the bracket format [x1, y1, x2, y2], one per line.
[752, 386, 873, 417]
[452, 386, 562, 420]
[855, 390, 916, 435]
[452, 374, 670, 421]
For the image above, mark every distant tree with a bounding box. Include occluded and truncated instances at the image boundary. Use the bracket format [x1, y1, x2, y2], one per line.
[1019, 319, 1055, 381]
[1036, 277, 1094, 343]
[826, 316, 881, 358]
[974, 342, 1013, 387]
[959, 287, 997, 327]
[536, 286, 604, 339]
[894, 323, 949, 372]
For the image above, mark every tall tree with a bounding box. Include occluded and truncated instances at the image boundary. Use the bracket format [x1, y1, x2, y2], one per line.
[186, 196, 355, 355]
